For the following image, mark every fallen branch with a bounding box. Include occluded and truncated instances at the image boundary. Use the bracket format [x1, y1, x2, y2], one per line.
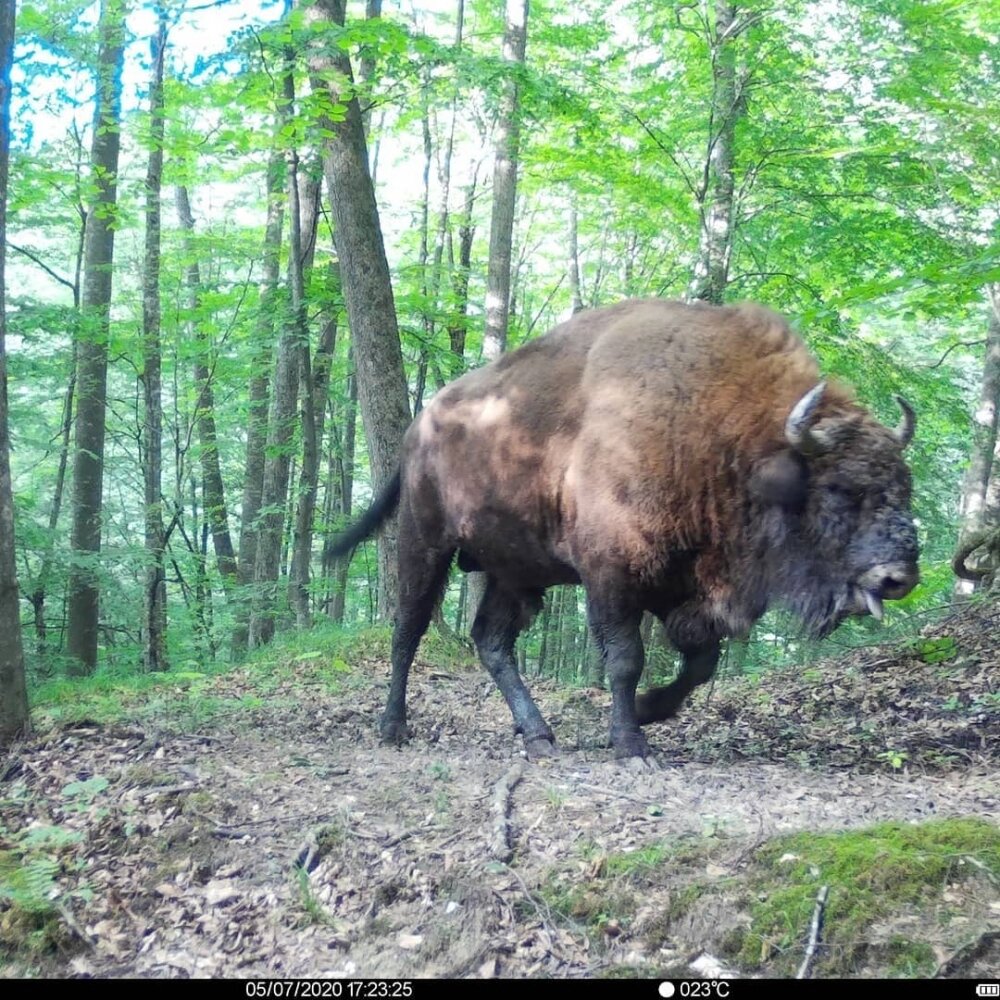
[796, 884, 829, 979]
[489, 763, 525, 862]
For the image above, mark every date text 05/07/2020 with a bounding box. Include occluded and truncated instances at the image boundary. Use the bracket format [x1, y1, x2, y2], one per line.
[246, 983, 414, 998]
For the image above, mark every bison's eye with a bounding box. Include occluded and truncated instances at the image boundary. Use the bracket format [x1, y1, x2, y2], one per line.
[825, 482, 864, 504]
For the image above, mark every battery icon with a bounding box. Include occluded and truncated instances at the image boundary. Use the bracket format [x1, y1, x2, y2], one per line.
[976, 986, 999, 996]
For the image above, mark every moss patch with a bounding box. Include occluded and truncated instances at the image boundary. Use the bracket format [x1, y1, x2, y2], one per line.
[735, 817, 1000, 976]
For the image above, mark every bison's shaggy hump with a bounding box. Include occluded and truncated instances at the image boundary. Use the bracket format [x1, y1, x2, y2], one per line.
[331, 298, 919, 760]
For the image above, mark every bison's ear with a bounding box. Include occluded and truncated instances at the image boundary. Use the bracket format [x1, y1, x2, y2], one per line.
[750, 450, 808, 510]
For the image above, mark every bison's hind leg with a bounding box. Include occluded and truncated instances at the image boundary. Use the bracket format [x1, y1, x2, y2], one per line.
[635, 641, 721, 725]
[381, 515, 454, 746]
[472, 581, 555, 758]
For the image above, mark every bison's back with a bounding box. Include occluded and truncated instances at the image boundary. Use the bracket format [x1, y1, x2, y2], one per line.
[405, 299, 822, 587]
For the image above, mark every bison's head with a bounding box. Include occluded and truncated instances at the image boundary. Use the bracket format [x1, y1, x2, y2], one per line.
[753, 383, 919, 637]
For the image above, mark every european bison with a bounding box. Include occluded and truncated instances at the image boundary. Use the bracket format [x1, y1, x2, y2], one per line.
[332, 299, 919, 758]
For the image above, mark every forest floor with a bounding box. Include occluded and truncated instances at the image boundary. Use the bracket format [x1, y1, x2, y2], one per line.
[2, 601, 1000, 980]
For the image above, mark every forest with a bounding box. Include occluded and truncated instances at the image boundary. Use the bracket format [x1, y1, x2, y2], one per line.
[0, 0, 998, 982]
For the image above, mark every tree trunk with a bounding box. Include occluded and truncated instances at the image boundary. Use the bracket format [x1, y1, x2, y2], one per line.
[954, 287, 1000, 594]
[306, 0, 412, 623]
[175, 185, 239, 592]
[67, 0, 125, 675]
[29, 160, 86, 656]
[0, 0, 28, 742]
[568, 198, 583, 314]
[358, 0, 382, 137]
[248, 285, 300, 645]
[446, 174, 477, 377]
[291, 261, 338, 621]
[413, 77, 434, 415]
[232, 150, 284, 655]
[142, 11, 169, 672]
[283, 66, 317, 629]
[30, 356, 75, 656]
[482, 0, 529, 361]
[687, 0, 744, 305]
[326, 350, 358, 624]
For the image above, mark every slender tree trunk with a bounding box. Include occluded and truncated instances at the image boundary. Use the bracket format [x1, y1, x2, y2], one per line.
[536, 597, 551, 678]
[447, 175, 476, 377]
[306, 0, 412, 622]
[30, 177, 85, 655]
[142, 11, 169, 672]
[248, 287, 300, 645]
[291, 260, 338, 621]
[282, 66, 317, 629]
[413, 78, 434, 415]
[358, 0, 382, 137]
[568, 199, 583, 314]
[327, 352, 358, 624]
[0, 0, 28, 742]
[67, 0, 125, 675]
[955, 287, 1000, 593]
[427, 0, 465, 386]
[482, 0, 529, 361]
[232, 151, 284, 655]
[175, 185, 239, 593]
[472, 2, 530, 609]
[687, 0, 744, 305]
[30, 357, 75, 655]
[249, 52, 310, 646]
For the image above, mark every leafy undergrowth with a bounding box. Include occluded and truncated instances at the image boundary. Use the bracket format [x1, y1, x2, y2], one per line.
[650, 599, 1000, 772]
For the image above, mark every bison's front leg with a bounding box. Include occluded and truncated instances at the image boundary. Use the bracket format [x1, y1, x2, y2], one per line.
[635, 640, 721, 725]
[589, 602, 650, 759]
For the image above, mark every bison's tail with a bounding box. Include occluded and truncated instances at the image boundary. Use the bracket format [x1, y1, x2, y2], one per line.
[326, 469, 402, 559]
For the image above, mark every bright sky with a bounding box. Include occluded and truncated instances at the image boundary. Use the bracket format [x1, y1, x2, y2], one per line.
[12, 0, 284, 148]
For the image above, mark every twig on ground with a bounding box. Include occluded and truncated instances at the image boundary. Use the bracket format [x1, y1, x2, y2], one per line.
[796, 884, 829, 979]
[489, 763, 524, 862]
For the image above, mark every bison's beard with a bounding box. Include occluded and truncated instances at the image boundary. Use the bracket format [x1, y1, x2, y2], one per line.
[754, 515, 859, 639]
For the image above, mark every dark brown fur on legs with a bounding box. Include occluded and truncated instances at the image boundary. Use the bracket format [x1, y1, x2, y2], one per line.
[471, 580, 555, 756]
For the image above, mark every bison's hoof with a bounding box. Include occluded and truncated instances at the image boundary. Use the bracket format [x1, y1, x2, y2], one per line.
[524, 735, 559, 761]
[379, 718, 409, 746]
[612, 730, 653, 760]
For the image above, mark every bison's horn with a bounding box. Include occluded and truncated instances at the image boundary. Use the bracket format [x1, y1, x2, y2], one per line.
[893, 395, 915, 448]
[785, 383, 830, 455]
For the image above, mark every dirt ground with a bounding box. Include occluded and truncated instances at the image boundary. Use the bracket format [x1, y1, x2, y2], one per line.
[2, 607, 998, 980]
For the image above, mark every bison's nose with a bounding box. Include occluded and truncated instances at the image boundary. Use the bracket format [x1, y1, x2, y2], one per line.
[858, 562, 919, 601]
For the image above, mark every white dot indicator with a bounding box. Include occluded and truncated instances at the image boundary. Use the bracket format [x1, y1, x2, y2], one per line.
[658, 983, 675, 998]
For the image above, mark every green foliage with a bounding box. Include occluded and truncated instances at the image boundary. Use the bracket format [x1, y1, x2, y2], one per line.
[6, 0, 996, 693]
